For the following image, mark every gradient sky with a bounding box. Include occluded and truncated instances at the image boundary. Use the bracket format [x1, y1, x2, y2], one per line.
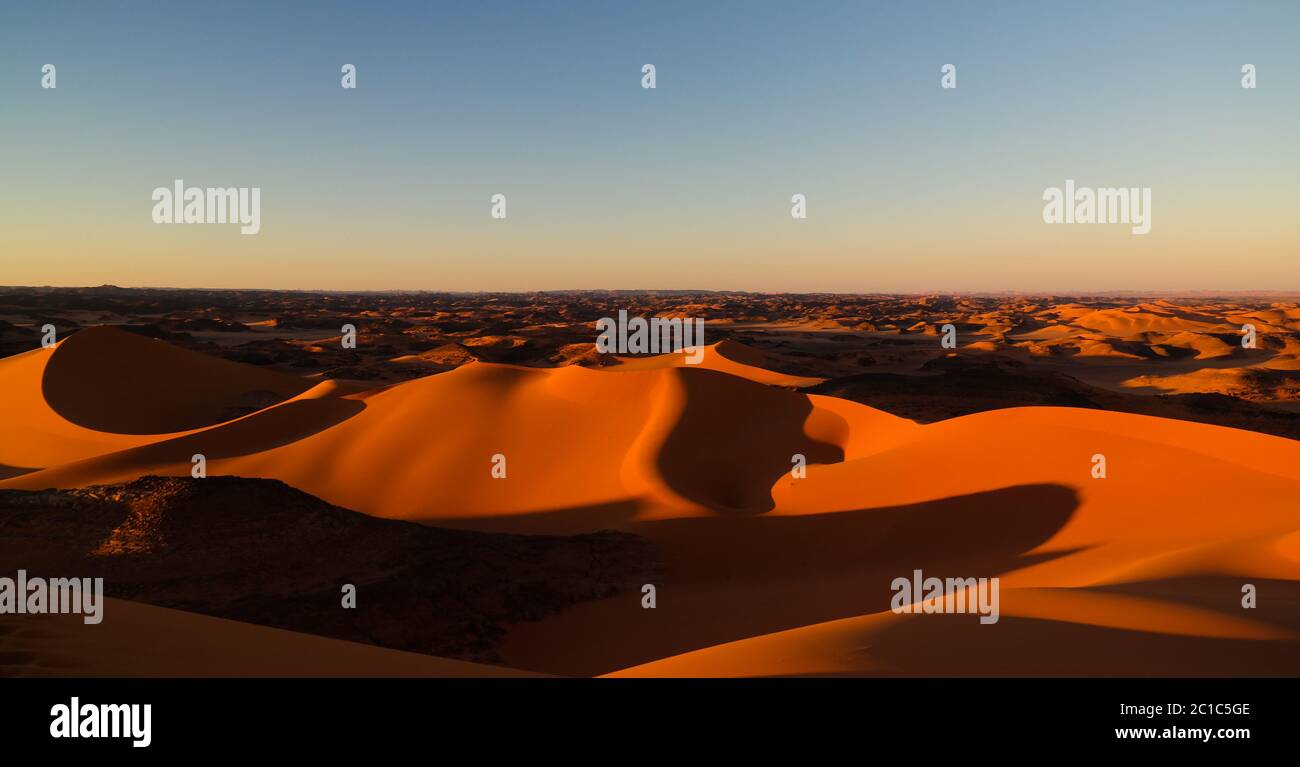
[2, 0, 1297, 292]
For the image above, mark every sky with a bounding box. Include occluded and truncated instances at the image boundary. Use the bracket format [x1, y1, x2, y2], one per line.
[1, 0, 1297, 292]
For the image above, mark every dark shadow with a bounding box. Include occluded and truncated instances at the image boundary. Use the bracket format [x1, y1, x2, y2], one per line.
[46, 397, 365, 476]
[656, 367, 844, 513]
[41, 325, 314, 434]
[425, 499, 648, 536]
[859, 607, 1299, 677]
[1091, 576, 1300, 632]
[0, 464, 39, 481]
[639, 483, 1079, 589]
[496, 483, 1082, 676]
[766, 576, 1300, 676]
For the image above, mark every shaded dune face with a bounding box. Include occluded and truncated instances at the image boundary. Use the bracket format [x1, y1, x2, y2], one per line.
[498, 484, 1083, 676]
[605, 582, 1300, 678]
[2, 325, 1300, 677]
[22, 396, 367, 488]
[609, 339, 826, 388]
[0, 463, 38, 481]
[41, 326, 312, 434]
[656, 368, 843, 513]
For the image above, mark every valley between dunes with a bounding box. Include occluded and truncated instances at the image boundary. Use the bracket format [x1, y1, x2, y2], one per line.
[3, 326, 1298, 677]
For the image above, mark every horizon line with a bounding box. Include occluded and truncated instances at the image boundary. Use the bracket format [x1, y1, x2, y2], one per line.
[4, 284, 1300, 299]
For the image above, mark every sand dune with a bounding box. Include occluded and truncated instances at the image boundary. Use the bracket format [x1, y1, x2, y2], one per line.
[605, 581, 1298, 677]
[1067, 307, 1230, 336]
[5, 360, 873, 523]
[0, 345, 142, 470]
[609, 339, 826, 388]
[994, 303, 1291, 369]
[1125, 366, 1300, 401]
[0, 326, 313, 472]
[0, 598, 543, 678]
[2, 326, 1298, 676]
[1152, 331, 1236, 359]
[44, 326, 311, 433]
[505, 406, 1300, 675]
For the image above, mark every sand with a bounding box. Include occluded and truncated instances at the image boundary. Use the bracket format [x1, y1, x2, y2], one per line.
[1, 598, 543, 677]
[2, 324, 1298, 676]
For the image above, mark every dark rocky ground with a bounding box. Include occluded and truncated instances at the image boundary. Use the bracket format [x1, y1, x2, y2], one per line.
[0, 475, 659, 663]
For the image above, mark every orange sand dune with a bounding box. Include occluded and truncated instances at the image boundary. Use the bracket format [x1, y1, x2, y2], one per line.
[1229, 309, 1300, 332]
[0, 326, 334, 472]
[42, 326, 311, 433]
[389, 342, 479, 367]
[502, 405, 1300, 675]
[1072, 339, 1146, 359]
[610, 339, 825, 388]
[1124, 366, 1300, 401]
[605, 584, 1297, 677]
[2, 327, 1298, 676]
[1013, 325, 1079, 341]
[1012, 323, 1240, 361]
[1150, 331, 1236, 359]
[5, 357, 888, 523]
[1069, 307, 1230, 336]
[0, 345, 156, 471]
[0, 598, 541, 678]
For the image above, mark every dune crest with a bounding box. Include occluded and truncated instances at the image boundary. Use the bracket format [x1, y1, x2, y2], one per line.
[608, 339, 826, 388]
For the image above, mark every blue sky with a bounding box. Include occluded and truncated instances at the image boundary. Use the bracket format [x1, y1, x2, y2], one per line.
[2, 1, 1297, 291]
